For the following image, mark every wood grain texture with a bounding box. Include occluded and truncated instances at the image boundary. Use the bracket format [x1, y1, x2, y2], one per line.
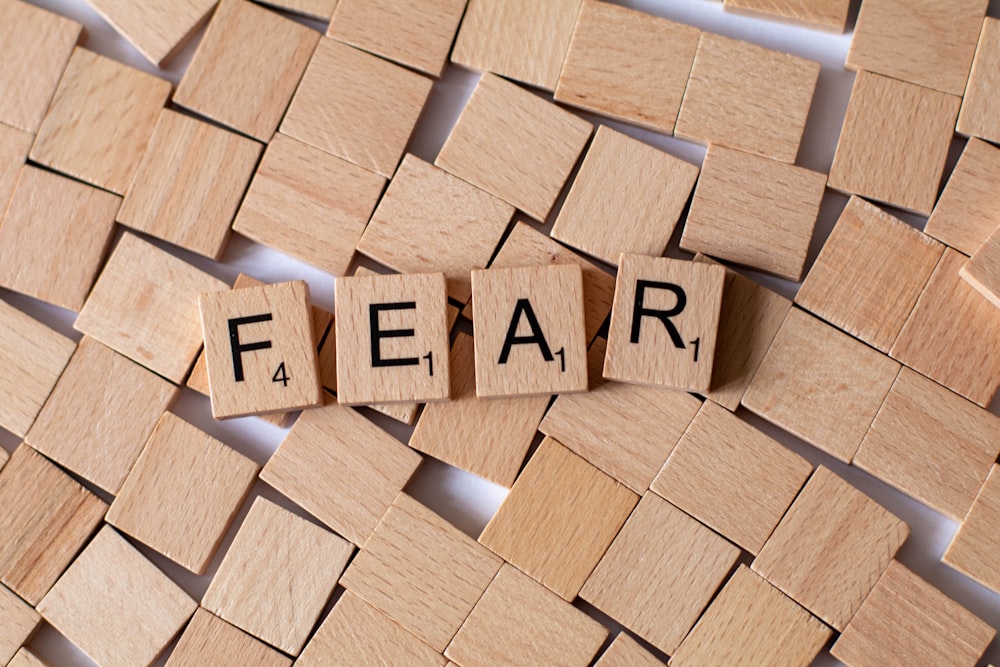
[580, 492, 740, 655]
[0, 583, 40, 666]
[961, 223, 1000, 307]
[958, 18, 1000, 143]
[0, 123, 32, 214]
[166, 608, 292, 667]
[680, 144, 825, 281]
[944, 465, 1000, 594]
[827, 71, 961, 216]
[84, 0, 215, 66]
[925, 138, 1000, 255]
[201, 497, 352, 655]
[723, 0, 849, 31]
[6, 648, 49, 667]
[435, 72, 592, 221]
[594, 633, 664, 667]
[257, 0, 335, 19]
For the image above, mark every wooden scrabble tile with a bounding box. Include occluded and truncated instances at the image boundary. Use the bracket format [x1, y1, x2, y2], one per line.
[846, 0, 986, 96]
[0, 298, 76, 438]
[341, 493, 503, 651]
[257, 0, 335, 19]
[0, 166, 120, 311]
[435, 73, 593, 221]
[540, 338, 701, 493]
[925, 138, 1000, 255]
[550, 126, 699, 265]
[0, 123, 32, 211]
[674, 33, 820, 163]
[358, 156, 512, 304]
[38, 526, 197, 667]
[84, 0, 215, 66]
[958, 18, 1000, 143]
[831, 561, 995, 667]
[471, 264, 588, 398]
[7, 649, 48, 667]
[260, 403, 422, 545]
[944, 464, 1000, 593]
[651, 401, 812, 555]
[671, 566, 831, 667]
[752, 466, 909, 630]
[445, 564, 608, 667]
[281, 38, 433, 178]
[890, 248, 1000, 407]
[723, 0, 849, 31]
[604, 255, 725, 393]
[796, 196, 945, 353]
[827, 71, 961, 216]
[202, 497, 353, 655]
[581, 492, 740, 654]
[166, 608, 292, 667]
[451, 0, 583, 91]
[74, 232, 228, 383]
[962, 224, 1000, 307]
[594, 633, 664, 667]
[0, 2, 82, 133]
[409, 332, 548, 487]
[0, 583, 40, 666]
[742, 308, 901, 463]
[479, 437, 638, 600]
[174, 0, 319, 141]
[554, 1, 699, 134]
[679, 144, 826, 281]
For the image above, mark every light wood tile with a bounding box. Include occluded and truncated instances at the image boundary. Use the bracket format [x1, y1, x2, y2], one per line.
[925, 137, 1000, 255]
[0, 123, 32, 213]
[723, 0, 849, 31]
[166, 608, 292, 667]
[958, 17, 1000, 143]
[256, 0, 335, 19]
[961, 222, 1000, 307]
[6, 648, 49, 667]
[84, 0, 215, 66]
[0, 583, 40, 666]
[594, 633, 664, 667]
[944, 464, 1000, 594]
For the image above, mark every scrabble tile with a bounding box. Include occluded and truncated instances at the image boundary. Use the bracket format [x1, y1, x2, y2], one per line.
[604, 255, 725, 392]
[580, 492, 740, 654]
[795, 196, 945, 353]
[202, 497, 353, 655]
[962, 224, 1000, 307]
[233, 133, 386, 277]
[831, 561, 995, 667]
[550, 126, 699, 265]
[174, 0, 319, 141]
[471, 264, 588, 398]
[445, 564, 608, 667]
[358, 155, 513, 304]
[327, 0, 467, 77]
[651, 401, 812, 555]
[409, 332, 548, 487]
[723, 0, 849, 31]
[0, 2, 82, 133]
[554, 0, 700, 134]
[925, 138, 1000, 255]
[540, 337, 701, 493]
[944, 464, 1000, 593]
[84, 0, 215, 66]
[0, 123, 32, 211]
[594, 633, 664, 667]
[7, 649, 48, 667]
[479, 437, 638, 600]
[679, 144, 826, 281]
[282, 38, 433, 178]
[451, 0, 584, 91]
[671, 566, 831, 667]
[260, 403, 422, 545]
[674, 33, 820, 163]
[0, 166, 120, 311]
[0, 298, 76, 438]
[0, 583, 40, 666]
[891, 248, 1000, 407]
[742, 308, 901, 463]
[38, 526, 197, 667]
[958, 18, 1000, 143]
[166, 608, 292, 667]
[436, 73, 593, 221]
[257, 0, 335, 19]
[846, 0, 986, 96]
[74, 232, 229, 383]
[827, 71, 961, 216]
[752, 466, 909, 631]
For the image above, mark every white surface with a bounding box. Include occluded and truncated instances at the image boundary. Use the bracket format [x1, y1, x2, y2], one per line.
[3, 0, 1000, 665]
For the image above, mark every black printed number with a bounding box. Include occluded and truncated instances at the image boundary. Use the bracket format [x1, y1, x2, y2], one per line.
[272, 362, 289, 386]
[554, 347, 566, 372]
[423, 351, 434, 377]
[690, 338, 701, 363]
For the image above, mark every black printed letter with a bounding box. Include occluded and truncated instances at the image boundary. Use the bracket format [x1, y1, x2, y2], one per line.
[228, 314, 273, 382]
[370, 302, 420, 368]
[498, 298, 554, 364]
[630, 280, 686, 348]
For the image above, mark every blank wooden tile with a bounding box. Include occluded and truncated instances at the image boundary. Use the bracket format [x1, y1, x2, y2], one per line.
[594, 633, 664, 667]
[471, 264, 588, 398]
[445, 564, 608, 667]
[961, 224, 1000, 307]
[0, 123, 32, 212]
[166, 608, 292, 667]
[958, 18, 1000, 143]
[282, 38, 432, 178]
[846, 0, 986, 96]
[551, 126, 699, 265]
[202, 497, 353, 655]
[742, 308, 901, 463]
[436, 73, 592, 221]
[257, 0, 335, 19]
[554, 0, 700, 134]
[38, 526, 197, 667]
[723, 0, 849, 31]
[0, 583, 40, 666]
[540, 337, 701, 493]
[581, 492, 740, 654]
[671, 566, 831, 667]
[680, 144, 826, 281]
[832, 561, 995, 667]
[174, 0, 319, 141]
[891, 248, 1000, 407]
[409, 332, 548, 487]
[260, 402, 422, 545]
[675, 32, 820, 163]
[7, 648, 48, 667]
[74, 232, 229, 383]
[84, 0, 215, 66]
[604, 255, 725, 392]
[944, 464, 1000, 593]
[925, 138, 1000, 255]
[479, 437, 638, 600]
[827, 71, 961, 216]
[359, 155, 513, 304]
